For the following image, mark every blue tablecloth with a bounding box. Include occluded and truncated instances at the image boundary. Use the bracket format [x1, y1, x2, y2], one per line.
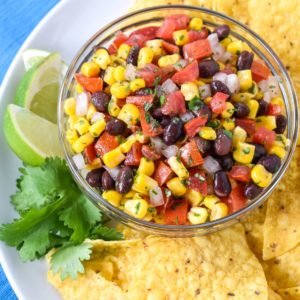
[0, 0, 59, 298]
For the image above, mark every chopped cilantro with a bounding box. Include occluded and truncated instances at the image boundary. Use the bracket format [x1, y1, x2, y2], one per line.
[195, 173, 205, 182]
[165, 189, 172, 197]
[188, 97, 204, 111]
[159, 95, 166, 106]
[145, 112, 152, 124]
[243, 147, 250, 154]
[144, 102, 153, 112]
[179, 35, 185, 41]
[206, 120, 221, 129]
[223, 130, 233, 139]
[135, 202, 141, 214]
[151, 189, 158, 195]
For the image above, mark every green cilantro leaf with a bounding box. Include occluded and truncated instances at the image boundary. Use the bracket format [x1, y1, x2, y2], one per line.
[188, 97, 204, 111]
[223, 130, 233, 139]
[89, 226, 124, 241]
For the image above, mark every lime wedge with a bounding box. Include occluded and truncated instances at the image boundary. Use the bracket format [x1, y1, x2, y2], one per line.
[15, 53, 61, 123]
[3, 104, 63, 166]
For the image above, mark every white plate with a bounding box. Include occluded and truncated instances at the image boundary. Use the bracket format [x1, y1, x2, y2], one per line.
[0, 0, 133, 299]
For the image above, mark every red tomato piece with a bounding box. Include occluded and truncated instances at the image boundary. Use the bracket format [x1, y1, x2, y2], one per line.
[84, 143, 97, 164]
[116, 98, 126, 108]
[267, 103, 282, 116]
[161, 65, 176, 82]
[125, 34, 148, 47]
[183, 39, 212, 60]
[126, 95, 154, 108]
[139, 108, 164, 137]
[180, 140, 204, 167]
[187, 169, 208, 196]
[171, 60, 199, 85]
[94, 132, 119, 157]
[226, 185, 247, 214]
[184, 116, 208, 137]
[156, 187, 174, 214]
[124, 142, 143, 166]
[156, 19, 177, 40]
[75, 74, 103, 93]
[251, 60, 271, 83]
[137, 63, 162, 87]
[164, 201, 189, 225]
[153, 160, 174, 186]
[253, 127, 276, 148]
[235, 118, 256, 135]
[228, 166, 251, 183]
[107, 31, 128, 54]
[141, 145, 161, 160]
[161, 91, 186, 116]
[166, 14, 189, 30]
[208, 92, 229, 114]
[188, 29, 208, 42]
[162, 40, 180, 54]
[129, 26, 159, 40]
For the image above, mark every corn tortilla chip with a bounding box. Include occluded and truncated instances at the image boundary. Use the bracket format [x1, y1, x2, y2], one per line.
[269, 288, 283, 300]
[277, 287, 300, 300]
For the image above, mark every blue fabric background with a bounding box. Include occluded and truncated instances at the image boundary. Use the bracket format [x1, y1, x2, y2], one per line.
[0, 0, 59, 298]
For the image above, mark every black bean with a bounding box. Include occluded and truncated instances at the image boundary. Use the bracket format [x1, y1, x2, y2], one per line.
[161, 116, 172, 128]
[123, 127, 132, 138]
[256, 100, 268, 116]
[134, 87, 154, 96]
[234, 102, 250, 118]
[216, 154, 233, 171]
[252, 143, 267, 163]
[258, 154, 281, 174]
[275, 115, 287, 134]
[193, 103, 212, 122]
[214, 25, 230, 40]
[91, 91, 110, 112]
[126, 45, 140, 66]
[199, 60, 220, 78]
[115, 166, 134, 194]
[152, 107, 163, 119]
[236, 51, 254, 70]
[101, 171, 115, 190]
[214, 129, 232, 156]
[194, 136, 214, 156]
[244, 183, 263, 200]
[163, 117, 183, 145]
[211, 80, 231, 95]
[214, 171, 232, 197]
[86, 169, 103, 188]
[105, 118, 127, 136]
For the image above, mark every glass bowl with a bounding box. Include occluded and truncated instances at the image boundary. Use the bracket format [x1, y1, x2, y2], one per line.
[58, 5, 298, 237]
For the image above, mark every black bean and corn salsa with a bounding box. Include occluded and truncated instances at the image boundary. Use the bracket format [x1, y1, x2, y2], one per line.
[64, 14, 289, 225]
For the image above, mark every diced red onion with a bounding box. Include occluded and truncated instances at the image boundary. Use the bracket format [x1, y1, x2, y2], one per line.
[203, 156, 221, 175]
[161, 79, 178, 94]
[91, 112, 105, 123]
[80, 168, 89, 179]
[219, 51, 233, 63]
[162, 145, 179, 159]
[258, 79, 268, 93]
[199, 84, 211, 99]
[174, 59, 188, 71]
[180, 111, 194, 123]
[226, 74, 240, 94]
[212, 44, 225, 61]
[149, 186, 164, 207]
[267, 76, 279, 97]
[103, 166, 120, 180]
[263, 91, 271, 103]
[125, 64, 137, 81]
[213, 72, 227, 84]
[150, 137, 167, 153]
[76, 93, 89, 116]
[73, 153, 86, 170]
[208, 33, 219, 48]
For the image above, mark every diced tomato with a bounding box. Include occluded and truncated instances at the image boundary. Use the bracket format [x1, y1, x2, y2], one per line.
[84, 143, 97, 164]
[141, 145, 161, 160]
[267, 103, 282, 116]
[161, 65, 176, 82]
[171, 60, 199, 85]
[253, 126, 276, 148]
[165, 201, 189, 225]
[187, 169, 208, 196]
[156, 18, 177, 40]
[139, 108, 163, 137]
[166, 14, 189, 30]
[116, 98, 126, 107]
[228, 166, 251, 182]
[161, 91, 186, 116]
[209, 92, 229, 114]
[129, 26, 159, 40]
[162, 40, 179, 54]
[157, 187, 174, 214]
[126, 95, 154, 108]
[125, 34, 148, 47]
[107, 31, 128, 54]
[180, 140, 204, 167]
[137, 63, 162, 87]
[183, 39, 212, 60]
[124, 142, 143, 166]
[235, 118, 256, 135]
[153, 160, 174, 186]
[184, 116, 208, 137]
[188, 29, 208, 42]
[251, 60, 271, 83]
[75, 74, 103, 93]
[226, 185, 247, 214]
[95, 132, 119, 157]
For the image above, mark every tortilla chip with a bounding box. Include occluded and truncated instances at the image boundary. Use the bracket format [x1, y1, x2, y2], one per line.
[115, 224, 148, 239]
[269, 288, 283, 300]
[277, 287, 300, 300]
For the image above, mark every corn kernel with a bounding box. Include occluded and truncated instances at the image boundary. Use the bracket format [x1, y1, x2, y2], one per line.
[102, 190, 122, 207]
[104, 67, 116, 86]
[86, 104, 97, 121]
[68, 115, 79, 129]
[188, 207, 208, 224]
[237, 70, 253, 91]
[117, 44, 131, 60]
[204, 96, 212, 104]
[130, 78, 146, 92]
[246, 99, 259, 119]
[145, 39, 163, 56]
[89, 119, 106, 137]
[203, 195, 220, 209]
[168, 156, 189, 179]
[255, 90, 264, 100]
[86, 158, 102, 170]
[271, 96, 284, 109]
[158, 54, 180, 68]
[66, 129, 78, 145]
[80, 61, 100, 77]
[189, 17, 203, 30]
[268, 145, 286, 159]
[76, 83, 84, 94]
[123, 190, 136, 199]
[273, 134, 289, 148]
[113, 65, 126, 82]
[74, 118, 90, 135]
[137, 157, 155, 176]
[218, 62, 225, 71]
[210, 202, 228, 221]
[102, 147, 125, 168]
[232, 92, 253, 102]
[249, 82, 258, 97]
[124, 199, 148, 219]
[255, 116, 277, 130]
[118, 103, 140, 125]
[232, 126, 247, 147]
[72, 133, 94, 153]
[92, 48, 111, 70]
[251, 164, 272, 188]
[222, 118, 235, 131]
[221, 102, 235, 118]
[110, 81, 131, 98]
[227, 40, 243, 55]
[119, 135, 137, 153]
[220, 37, 232, 48]
[181, 82, 199, 101]
[185, 189, 203, 207]
[166, 177, 187, 197]
[132, 173, 158, 195]
[108, 96, 121, 117]
[138, 47, 154, 67]
[143, 206, 157, 221]
[64, 97, 76, 116]
[173, 29, 189, 46]
[233, 142, 255, 164]
[154, 213, 165, 224]
[135, 130, 149, 144]
[199, 127, 217, 140]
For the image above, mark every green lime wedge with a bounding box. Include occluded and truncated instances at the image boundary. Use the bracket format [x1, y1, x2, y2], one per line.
[3, 104, 63, 166]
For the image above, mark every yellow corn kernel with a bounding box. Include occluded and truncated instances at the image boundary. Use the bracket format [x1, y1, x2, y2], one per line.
[137, 47, 154, 68]
[146, 39, 163, 56]
[102, 147, 125, 168]
[173, 29, 189, 46]
[237, 70, 253, 91]
[203, 195, 220, 209]
[74, 118, 90, 135]
[130, 78, 146, 92]
[255, 90, 264, 100]
[199, 127, 217, 140]
[221, 102, 235, 119]
[117, 44, 131, 60]
[143, 206, 157, 221]
[86, 158, 102, 170]
[132, 173, 158, 195]
[102, 190, 122, 207]
[108, 96, 121, 117]
[168, 156, 189, 179]
[118, 103, 140, 126]
[135, 130, 149, 144]
[188, 207, 208, 224]
[119, 135, 137, 153]
[110, 81, 131, 99]
[86, 104, 97, 121]
[113, 65, 126, 82]
[92, 48, 111, 70]
[124, 199, 149, 219]
[233, 142, 255, 164]
[76, 83, 84, 94]
[246, 99, 259, 119]
[189, 17, 203, 30]
[210, 202, 229, 221]
[104, 67, 116, 86]
[232, 126, 247, 147]
[222, 118, 235, 131]
[80, 61, 100, 77]
[268, 145, 286, 159]
[220, 37, 232, 48]
[227, 40, 243, 55]
[72, 133, 94, 153]
[255, 116, 277, 130]
[89, 119, 106, 137]
[185, 189, 203, 207]
[248, 82, 258, 97]
[232, 92, 253, 102]
[154, 213, 165, 224]
[66, 129, 78, 145]
[64, 97, 76, 116]
[251, 164, 272, 188]
[123, 190, 136, 199]
[158, 54, 180, 68]
[110, 54, 126, 67]
[137, 157, 155, 176]
[204, 96, 212, 104]
[273, 134, 289, 148]
[68, 115, 79, 129]
[218, 62, 225, 71]
[166, 177, 187, 197]
[180, 82, 199, 101]
[271, 96, 284, 109]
